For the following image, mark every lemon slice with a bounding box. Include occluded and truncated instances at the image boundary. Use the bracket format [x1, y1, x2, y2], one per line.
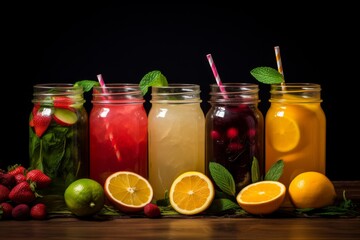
[104, 171, 153, 213]
[169, 171, 215, 215]
[268, 116, 300, 152]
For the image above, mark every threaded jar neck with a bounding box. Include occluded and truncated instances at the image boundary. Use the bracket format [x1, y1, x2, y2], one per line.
[92, 84, 144, 104]
[150, 84, 202, 104]
[32, 83, 85, 106]
[208, 83, 260, 104]
[269, 83, 322, 103]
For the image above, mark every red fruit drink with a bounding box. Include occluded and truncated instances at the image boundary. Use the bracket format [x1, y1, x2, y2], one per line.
[205, 83, 264, 194]
[89, 84, 148, 186]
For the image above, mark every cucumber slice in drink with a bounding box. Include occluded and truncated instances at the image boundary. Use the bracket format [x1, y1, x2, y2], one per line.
[53, 108, 78, 126]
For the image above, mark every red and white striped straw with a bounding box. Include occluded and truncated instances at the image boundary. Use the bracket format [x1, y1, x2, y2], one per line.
[274, 46, 285, 80]
[206, 54, 226, 94]
[96, 74, 121, 161]
[97, 74, 108, 92]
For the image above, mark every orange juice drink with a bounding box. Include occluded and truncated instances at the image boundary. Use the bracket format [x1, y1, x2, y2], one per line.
[265, 83, 326, 207]
[148, 84, 205, 200]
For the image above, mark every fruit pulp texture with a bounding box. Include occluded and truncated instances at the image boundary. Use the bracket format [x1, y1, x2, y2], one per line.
[90, 104, 148, 187]
[29, 106, 89, 195]
[265, 101, 326, 206]
[148, 103, 205, 200]
[206, 104, 264, 194]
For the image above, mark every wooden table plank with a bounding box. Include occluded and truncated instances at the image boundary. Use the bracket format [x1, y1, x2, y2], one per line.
[1, 217, 359, 239]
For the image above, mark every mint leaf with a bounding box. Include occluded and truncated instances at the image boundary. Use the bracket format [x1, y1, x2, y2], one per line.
[264, 159, 284, 181]
[209, 162, 236, 197]
[250, 67, 284, 84]
[139, 70, 168, 96]
[251, 157, 261, 183]
[207, 198, 240, 213]
[74, 80, 100, 92]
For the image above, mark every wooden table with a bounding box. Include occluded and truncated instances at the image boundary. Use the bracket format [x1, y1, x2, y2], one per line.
[1, 181, 359, 240]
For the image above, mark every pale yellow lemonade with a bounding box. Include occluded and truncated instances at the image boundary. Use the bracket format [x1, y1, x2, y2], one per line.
[148, 85, 205, 200]
[265, 87, 326, 207]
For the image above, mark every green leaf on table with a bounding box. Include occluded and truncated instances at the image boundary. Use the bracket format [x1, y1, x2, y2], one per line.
[264, 159, 284, 181]
[74, 80, 100, 92]
[139, 70, 168, 96]
[250, 67, 284, 84]
[295, 191, 360, 217]
[209, 162, 236, 197]
[206, 198, 240, 213]
[251, 157, 261, 183]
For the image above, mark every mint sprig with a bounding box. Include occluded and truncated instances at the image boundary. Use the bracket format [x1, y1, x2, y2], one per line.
[139, 70, 168, 96]
[74, 80, 100, 92]
[250, 67, 284, 84]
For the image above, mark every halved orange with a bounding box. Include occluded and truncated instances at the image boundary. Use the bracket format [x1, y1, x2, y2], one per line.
[104, 171, 153, 213]
[236, 181, 286, 215]
[169, 171, 215, 215]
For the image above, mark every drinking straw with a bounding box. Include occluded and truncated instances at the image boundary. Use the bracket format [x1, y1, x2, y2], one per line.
[206, 54, 227, 94]
[97, 74, 121, 160]
[274, 46, 285, 83]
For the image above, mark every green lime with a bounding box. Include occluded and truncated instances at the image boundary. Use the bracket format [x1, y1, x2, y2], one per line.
[64, 178, 105, 217]
[139, 70, 168, 96]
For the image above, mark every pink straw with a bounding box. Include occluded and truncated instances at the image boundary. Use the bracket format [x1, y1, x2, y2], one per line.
[96, 74, 121, 161]
[97, 74, 108, 92]
[206, 54, 226, 94]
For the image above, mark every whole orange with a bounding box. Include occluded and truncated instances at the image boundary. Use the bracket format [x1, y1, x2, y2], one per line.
[288, 171, 337, 209]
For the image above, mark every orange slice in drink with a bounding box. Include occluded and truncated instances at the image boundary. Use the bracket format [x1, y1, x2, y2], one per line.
[267, 115, 300, 152]
[236, 180, 286, 215]
[104, 171, 153, 213]
[169, 171, 215, 215]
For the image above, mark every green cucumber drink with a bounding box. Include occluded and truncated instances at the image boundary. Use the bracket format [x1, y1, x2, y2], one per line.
[29, 83, 89, 195]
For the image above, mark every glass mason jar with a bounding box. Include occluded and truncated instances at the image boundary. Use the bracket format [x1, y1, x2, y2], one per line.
[148, 84, 205, 200]
[29, 83, 89, 195]
[205, 83, 264, 195]
[89, 84, 148, 187]
[265, 83, 326, 207]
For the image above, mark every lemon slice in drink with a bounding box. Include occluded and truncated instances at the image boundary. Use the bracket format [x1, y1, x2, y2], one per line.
[268, 116, 300, 152]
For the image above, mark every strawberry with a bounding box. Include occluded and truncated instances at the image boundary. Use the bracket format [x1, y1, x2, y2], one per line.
[7, 164, 26, 176]
[12, 203, 30, 220]
[14, 174, 27, 184]
[30, 203, 47, 220]
[143, 203, 161, 218]
[0, 172, 16, 189]
[0, 202, 13, 219]
[26, 169, 51, 189]
[53, 96, 74, 110]
[32, 108, 52, 137]
[9, 181, 36, 204]
[0, 184, 10, 202]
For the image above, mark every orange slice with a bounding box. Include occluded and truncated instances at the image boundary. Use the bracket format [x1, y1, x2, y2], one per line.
[169, 171, 215, 215]
[268, 115, 300, 152]
[236, 181, 286, 215]
[104, 171, 153, 213]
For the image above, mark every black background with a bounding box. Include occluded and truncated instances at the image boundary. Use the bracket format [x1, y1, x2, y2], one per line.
[2, 3, 358, 180]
